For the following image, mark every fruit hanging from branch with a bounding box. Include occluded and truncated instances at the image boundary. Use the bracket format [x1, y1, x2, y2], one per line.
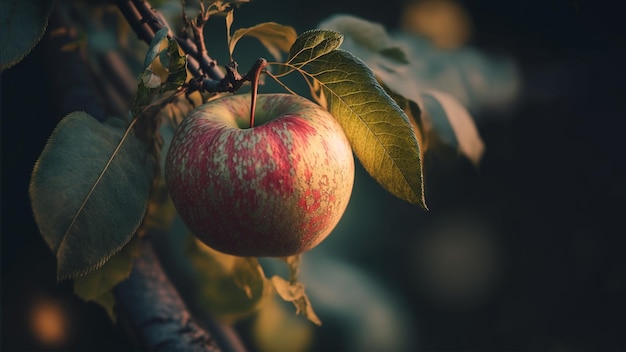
[165, 93, 355, 257]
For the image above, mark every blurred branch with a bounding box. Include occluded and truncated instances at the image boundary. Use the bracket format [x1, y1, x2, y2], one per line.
[114, 239, 224, 351]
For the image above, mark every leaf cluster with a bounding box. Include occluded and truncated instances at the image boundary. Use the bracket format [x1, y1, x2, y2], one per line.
[22, 0, 484, 331]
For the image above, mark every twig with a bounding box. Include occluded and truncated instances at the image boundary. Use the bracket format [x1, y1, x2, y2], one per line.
[114, 0, 266, 95]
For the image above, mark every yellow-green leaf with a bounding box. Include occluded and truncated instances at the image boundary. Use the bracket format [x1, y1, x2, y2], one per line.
[280, 29, 343, 75]
[303, 49, 426, 207]
[74, 236, 140, 322]
[378, 80, 428, 156]
[229, 22, 297, 62]
[186, 238, 272, 323]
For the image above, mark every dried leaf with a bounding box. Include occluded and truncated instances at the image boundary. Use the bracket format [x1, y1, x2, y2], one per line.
[270, 276, 321, 326]
[229, 22, 297, 62]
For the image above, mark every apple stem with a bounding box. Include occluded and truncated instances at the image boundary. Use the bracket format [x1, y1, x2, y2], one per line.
[248, 58, 268, 128]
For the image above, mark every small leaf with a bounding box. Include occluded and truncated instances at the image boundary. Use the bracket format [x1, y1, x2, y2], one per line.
[0, 0, 54, 71]
[74, 236, 140, 322]
[282, 29, 343, 74]
[29, 112, 154, 281]
[133, 35, 187, 117]
[229, 22, 297, 62]
[421, 90, 485, 166]
[303, 49, 426, 207]
[270, 276, 321, 326]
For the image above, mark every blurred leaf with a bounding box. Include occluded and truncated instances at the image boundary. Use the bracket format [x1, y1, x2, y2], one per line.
[302, 48, 426, 208]
[29, 112, 154, 281]
[229, 22, 297, 62]
[73, 236, 140, 322]
[0, 0, 54, 71]
[318, 15, 409, 64]
[421, 90, 485, 166]
[187, 239, 272, 323]
[270, 276, 321, 326]
[253, 298, 313, 352]
[281, 29, 343, 74]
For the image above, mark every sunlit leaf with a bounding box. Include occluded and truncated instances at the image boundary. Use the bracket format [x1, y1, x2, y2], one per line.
[29, 112, 155, 281]
[187, 238, 272, 323]
[301, 49, 426, 207]
[270, 276, 321, 326]
[281, 29, 343, 74]
[378, 80, 428, 155]
[0, 0, 54, 71]
[229, 22, 297, 62]
[73, 236, 140, 322]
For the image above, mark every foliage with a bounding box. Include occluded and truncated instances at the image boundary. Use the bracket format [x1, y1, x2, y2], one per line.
[11, 0, 484, 332]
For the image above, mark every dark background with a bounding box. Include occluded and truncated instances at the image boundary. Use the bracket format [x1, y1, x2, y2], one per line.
[2, 0, 625, 350]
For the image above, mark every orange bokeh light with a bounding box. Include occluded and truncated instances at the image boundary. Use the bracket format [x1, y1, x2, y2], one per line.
[29, 297, 69, 347]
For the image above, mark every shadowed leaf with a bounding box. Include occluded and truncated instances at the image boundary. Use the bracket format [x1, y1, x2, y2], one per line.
[421, 89, 485, 166]
[74, 236, 140, 321]
[0, 0, 54, 71]
[29, 112, 154, 281]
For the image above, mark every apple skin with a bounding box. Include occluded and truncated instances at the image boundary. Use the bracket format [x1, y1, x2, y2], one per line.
[165, 93, 355, 257]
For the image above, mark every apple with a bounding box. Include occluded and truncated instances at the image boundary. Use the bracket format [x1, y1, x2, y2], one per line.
[165, 93, 355, 257]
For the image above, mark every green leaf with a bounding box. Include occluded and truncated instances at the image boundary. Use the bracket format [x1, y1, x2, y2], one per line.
[302, 49, 426, 207]
[0, 0, 54, 71]
[29, 112, 155, 281]
[229, 22, 297, 62]
[281, 29, 343, 74]
[187, 238, 272, 323]
[74, 236, 140, 322]
[270, 276, 321, 326]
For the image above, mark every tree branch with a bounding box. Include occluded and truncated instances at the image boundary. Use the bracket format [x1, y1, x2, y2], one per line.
[113, 239, 227, 351]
